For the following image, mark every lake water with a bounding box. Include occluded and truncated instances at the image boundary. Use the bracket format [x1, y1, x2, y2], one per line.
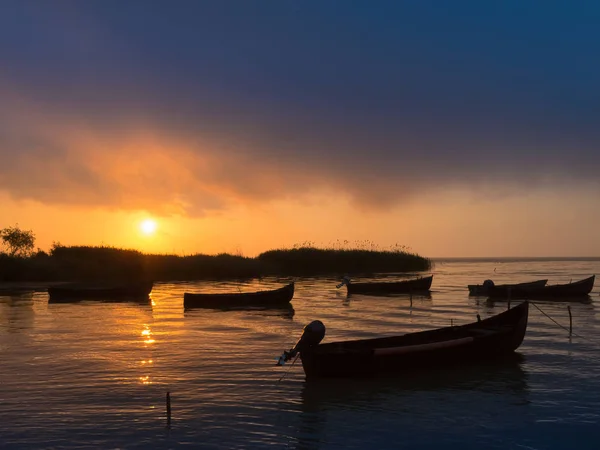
[1, 259, 600, 449]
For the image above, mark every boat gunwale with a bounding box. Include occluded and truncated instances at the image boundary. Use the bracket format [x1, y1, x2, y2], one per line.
[183, 282, 294, 299]
[310, 301, 529, 352]
[487, 275, 595, 299]
[348, 275, 433, 288]
[468, 279, 548, 292]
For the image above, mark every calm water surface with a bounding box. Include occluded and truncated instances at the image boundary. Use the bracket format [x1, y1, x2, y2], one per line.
[2, 260, 600, 449]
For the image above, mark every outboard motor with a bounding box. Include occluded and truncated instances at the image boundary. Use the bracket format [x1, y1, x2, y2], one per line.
[336, 275, 351, 289]
[276, 320, 326, 366]
[483, 279, 495, 289]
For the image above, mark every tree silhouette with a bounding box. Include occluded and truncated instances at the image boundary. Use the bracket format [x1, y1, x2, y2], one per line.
[0, 225, 36, 257]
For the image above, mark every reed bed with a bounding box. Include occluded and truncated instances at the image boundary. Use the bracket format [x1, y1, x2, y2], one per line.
[0, 243, 431, 282]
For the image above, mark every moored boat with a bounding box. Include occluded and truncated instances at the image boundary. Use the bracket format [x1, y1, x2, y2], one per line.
[337, 275, 433, 295]
[183, 282, 294, 309]
[48, 281, 154, 302]
[486, 275, 595, 300]
[468, 279, 548, 296]
[277, 301, 529, 379]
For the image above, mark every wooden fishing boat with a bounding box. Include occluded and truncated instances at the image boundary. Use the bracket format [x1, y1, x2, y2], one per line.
[48, 281, 154, 302]
[183, 282, 294, 309]
[486, 275, 595, 300]
[277, 301, 529, 379]
[468, 279, 547, 296]
[0, 282, 50, 296]
[337, 275, 433, 295]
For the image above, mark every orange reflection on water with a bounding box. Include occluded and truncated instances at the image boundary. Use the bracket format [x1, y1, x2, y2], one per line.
[139, 375, 152, 385]
[141, 326, 155, 344]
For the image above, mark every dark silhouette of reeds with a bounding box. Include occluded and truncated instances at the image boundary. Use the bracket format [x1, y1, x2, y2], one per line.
[258, 247, 429, 275]
[0, 244, 431, 282]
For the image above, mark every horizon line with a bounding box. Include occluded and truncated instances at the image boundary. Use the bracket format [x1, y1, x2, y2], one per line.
[431, 256, 600, 260]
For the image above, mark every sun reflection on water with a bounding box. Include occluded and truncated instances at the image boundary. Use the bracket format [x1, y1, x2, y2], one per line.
[139, 326, 155, 384]
[141, 326, 155, 345]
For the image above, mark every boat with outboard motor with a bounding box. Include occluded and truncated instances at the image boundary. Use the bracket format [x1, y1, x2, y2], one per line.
[468, 279, 548, 296]
[486, 275, 594, 300]
[276, 301, 529, 379]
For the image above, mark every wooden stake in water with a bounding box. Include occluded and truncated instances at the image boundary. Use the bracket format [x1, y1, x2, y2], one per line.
[567, 305, 572, 336]
[166, 392, 172, 428]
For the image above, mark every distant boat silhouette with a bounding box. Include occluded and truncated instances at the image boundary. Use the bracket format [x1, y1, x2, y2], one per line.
[48, 281, 153, 302]
[337, 275, 433, 295]
[468, 279, 547, 296]
[183, 282, 294, 308]
[486, 275, 595, 300]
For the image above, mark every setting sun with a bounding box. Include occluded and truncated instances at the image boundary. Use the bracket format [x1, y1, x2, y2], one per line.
[140, 219, 157, 235]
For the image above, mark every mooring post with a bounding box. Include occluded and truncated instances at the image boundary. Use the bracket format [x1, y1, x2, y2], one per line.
[567, 305, 572, 337]
[409, 291, 413, 308]
[166, 392, 172, 428]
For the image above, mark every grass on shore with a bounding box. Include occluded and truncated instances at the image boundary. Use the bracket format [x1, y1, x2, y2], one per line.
[0, 243, 431, 283]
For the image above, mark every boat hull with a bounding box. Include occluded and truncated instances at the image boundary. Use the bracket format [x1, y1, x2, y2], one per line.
[183, 282, 294, 309]
[487, 276, 595, 300]
[299, 301, 529, 379]
[468, 279, 547, 296]
[48, 281, 154, 302]
[347, 275, 433, 295]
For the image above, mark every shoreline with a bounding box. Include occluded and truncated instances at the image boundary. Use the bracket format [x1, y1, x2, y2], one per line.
[0, 246, 431, 284]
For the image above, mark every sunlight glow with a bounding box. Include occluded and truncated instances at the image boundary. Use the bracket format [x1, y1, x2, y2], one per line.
[140, 219, 157, 235]
[141, 326, 155, 345]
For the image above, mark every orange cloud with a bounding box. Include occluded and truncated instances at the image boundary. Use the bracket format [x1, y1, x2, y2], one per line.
[1, 79, 599, 220]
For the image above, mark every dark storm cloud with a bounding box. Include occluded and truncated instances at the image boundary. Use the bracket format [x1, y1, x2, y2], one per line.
[1, 1, 599, 214]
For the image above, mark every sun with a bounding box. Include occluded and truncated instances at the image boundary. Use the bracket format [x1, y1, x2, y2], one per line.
[140, 219, 157, 235]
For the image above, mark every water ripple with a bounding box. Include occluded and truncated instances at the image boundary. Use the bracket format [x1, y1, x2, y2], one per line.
[1, 261, 600, 448]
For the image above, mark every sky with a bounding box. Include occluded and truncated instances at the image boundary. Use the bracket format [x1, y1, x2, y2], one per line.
[1, 1, 600, 257]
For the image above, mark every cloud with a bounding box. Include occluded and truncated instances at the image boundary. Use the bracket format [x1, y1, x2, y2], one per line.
[1, 1, 599, 216]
